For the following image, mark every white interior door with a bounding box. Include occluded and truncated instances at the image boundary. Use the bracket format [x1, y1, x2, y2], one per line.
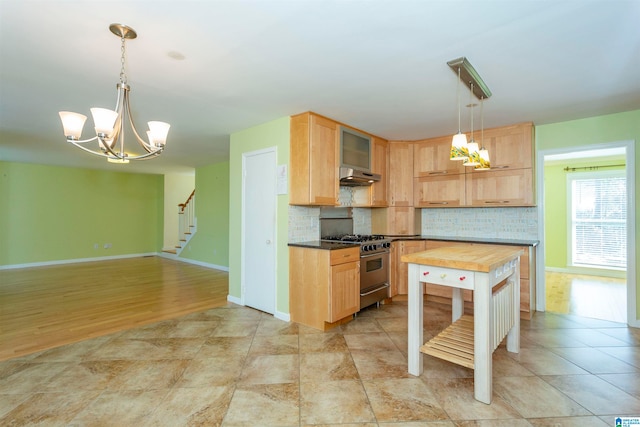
[242, 148, 277, 314]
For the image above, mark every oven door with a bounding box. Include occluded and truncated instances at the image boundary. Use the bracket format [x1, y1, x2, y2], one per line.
[360, 252, 390, 309]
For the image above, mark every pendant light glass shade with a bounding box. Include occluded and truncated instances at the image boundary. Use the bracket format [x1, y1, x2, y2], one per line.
[465, 141, 481, 166]
[59, 111, 88, 140]
[451, 133, 469, 160]
[90, 108, 119, 136]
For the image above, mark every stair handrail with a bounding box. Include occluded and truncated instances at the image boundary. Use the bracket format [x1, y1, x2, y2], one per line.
[177, 190, 195, 253]
[178, 189, 196, 214]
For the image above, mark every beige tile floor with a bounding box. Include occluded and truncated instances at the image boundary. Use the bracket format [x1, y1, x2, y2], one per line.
[1, 300, 639, 426]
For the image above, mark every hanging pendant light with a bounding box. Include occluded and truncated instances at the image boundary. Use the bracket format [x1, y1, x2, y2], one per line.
[450, 66, 468, 161]
[464, 83, 480, 167]
[475, 96, 491, 170]
[447, 57, 492, 165]
[59, 24, 170, 164]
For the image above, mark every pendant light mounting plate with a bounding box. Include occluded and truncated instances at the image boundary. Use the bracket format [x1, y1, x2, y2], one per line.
[447, 57, 491, 100]
[109, 23, 137, 40]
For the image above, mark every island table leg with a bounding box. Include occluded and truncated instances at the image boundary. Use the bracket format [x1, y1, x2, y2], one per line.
[407, 263, 423, 376]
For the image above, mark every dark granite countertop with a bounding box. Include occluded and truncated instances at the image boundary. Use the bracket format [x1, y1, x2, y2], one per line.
[385, 235, 539, 247]
[288, 240, 360, 250]
[289, 236, 538, 249]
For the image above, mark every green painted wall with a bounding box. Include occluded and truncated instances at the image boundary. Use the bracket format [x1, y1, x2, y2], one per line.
[544, 158, 626, 269]
[229, 117, 290, 314]
[536, 109, 639, 318]
[180, 161, 230, 267]
[0, 161, 163, 266]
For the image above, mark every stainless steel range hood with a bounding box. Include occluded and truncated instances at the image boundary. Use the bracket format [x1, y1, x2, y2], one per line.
[339, 167, 380, 186]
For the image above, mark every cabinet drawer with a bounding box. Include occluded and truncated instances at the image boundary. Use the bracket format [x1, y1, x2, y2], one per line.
[330, 247, 360, 265]
[418, 266, 475, 290]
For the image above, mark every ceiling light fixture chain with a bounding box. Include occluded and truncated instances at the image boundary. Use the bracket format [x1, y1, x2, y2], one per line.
[119, 34, 128, 85]
[58, 23, 170, 164]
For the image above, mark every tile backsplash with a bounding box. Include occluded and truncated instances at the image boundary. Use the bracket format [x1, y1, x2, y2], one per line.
[289, 204, 538, 243]
[421, 207, 538, 240]
[288, 206, 320, 243]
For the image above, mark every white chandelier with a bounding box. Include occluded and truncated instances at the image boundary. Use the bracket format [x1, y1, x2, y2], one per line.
[59, 24, 170, 164]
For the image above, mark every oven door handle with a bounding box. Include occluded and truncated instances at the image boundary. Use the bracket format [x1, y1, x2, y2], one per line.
[360, 252, 389, 259]
[360, 283, 389, 297]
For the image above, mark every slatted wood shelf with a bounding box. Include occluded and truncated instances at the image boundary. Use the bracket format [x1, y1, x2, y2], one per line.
[420, 314, 475, 369]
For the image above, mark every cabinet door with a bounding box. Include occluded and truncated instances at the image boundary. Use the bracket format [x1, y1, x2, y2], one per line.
[329, 261, 360, 322]
[414, 174, 465, 207]
[309, 115, 339, 205]
[476, 122, 534, 170]
[396, 240, 426, 295]
[388, 142, 413, 206]
[465, 168, 534, 206]
[414, 135, 465, 177]
[371, 137, 389, 206]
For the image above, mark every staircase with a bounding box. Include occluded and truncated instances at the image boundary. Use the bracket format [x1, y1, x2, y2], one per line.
[163, 190, 195, 255]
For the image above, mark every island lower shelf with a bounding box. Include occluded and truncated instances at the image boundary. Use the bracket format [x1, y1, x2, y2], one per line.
[420, 314, 474, 369]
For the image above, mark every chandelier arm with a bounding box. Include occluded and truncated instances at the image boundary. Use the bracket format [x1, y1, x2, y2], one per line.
[122, 150, 164, 161]
[68, 140, 119, 158]
[67, 136, 99, 145]
[122, 90, 156, 153]
[99, 135, 126, 159]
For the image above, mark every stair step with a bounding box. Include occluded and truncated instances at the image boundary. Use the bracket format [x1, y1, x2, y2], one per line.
[162, 249, 177, 254]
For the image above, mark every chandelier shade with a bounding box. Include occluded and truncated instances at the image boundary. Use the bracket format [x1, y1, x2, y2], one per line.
[58, 24, 170, 163]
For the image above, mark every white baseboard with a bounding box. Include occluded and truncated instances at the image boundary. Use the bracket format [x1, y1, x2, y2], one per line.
[227, 295, 242, 305]
[274, 310, 291, 322]
[0, 253, 158, 271]
[161, 253, 229, 272]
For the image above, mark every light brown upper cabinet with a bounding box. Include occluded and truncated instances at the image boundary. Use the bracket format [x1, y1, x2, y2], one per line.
[465, 168, 534, 206]
[290, 112, 340, 206]
[388, 141, 414, 207]
[411, 122, 535, 207]
[472, 122, 534, 170]
[465, 122, 535, 207]
[413, 135, 466, 177]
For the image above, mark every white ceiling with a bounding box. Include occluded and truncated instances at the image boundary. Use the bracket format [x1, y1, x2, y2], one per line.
[1, 0, 639, 175]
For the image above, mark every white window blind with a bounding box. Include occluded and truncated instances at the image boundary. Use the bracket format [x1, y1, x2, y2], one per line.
[568, 170, 626, 270]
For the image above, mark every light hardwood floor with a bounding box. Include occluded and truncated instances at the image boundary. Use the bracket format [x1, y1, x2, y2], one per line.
[545, 271, 627, 323]
[0, 256, 229, 361]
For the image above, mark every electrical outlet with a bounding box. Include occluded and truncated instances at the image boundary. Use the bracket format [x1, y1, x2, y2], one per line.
[104, 243, 112, 249]
[94, 243, 99, 250]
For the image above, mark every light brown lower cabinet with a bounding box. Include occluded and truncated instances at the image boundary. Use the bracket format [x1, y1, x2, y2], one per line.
[289, 246, 360, 330]
[391, 239, 536, 319]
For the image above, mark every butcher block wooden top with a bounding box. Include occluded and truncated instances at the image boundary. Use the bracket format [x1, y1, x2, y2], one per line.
[401, 245, 524, 272]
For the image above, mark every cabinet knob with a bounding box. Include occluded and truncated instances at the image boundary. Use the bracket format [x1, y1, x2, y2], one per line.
[440, 273, 447, 279]
[459, 276, 466, 281]
[423, 271, 430, 276]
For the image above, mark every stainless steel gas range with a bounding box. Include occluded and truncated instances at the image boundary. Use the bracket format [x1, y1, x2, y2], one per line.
[320, 233, 391, 310]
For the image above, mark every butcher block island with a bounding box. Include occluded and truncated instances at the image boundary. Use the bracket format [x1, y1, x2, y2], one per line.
[402, 245, 523, 404]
